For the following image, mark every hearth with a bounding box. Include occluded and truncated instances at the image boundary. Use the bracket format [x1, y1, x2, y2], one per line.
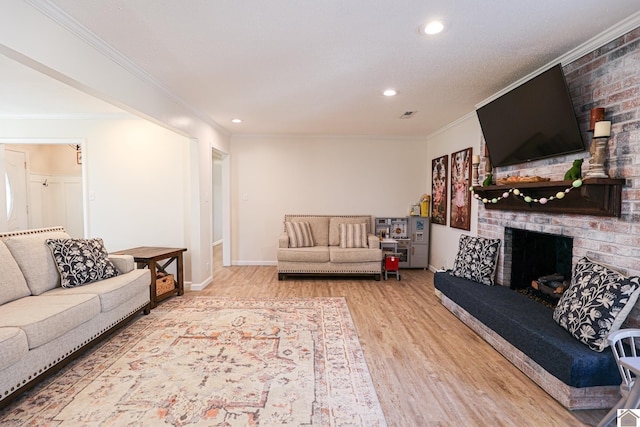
[505, 228, 573, 291]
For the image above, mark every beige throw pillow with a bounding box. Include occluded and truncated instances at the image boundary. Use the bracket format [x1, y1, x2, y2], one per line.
[3, 230, 70, 295]
[339, 223, 368, 248]
[285, 221, 314, 248]
[0, 240, 31, 304]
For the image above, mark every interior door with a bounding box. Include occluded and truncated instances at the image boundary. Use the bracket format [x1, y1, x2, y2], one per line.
[5, 149, 29, 231]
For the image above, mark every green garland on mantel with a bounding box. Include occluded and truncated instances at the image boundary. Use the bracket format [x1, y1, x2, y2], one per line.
[469, 179, 583, 205]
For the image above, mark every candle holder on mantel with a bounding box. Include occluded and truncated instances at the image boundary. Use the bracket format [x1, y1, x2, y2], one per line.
[585, 121, 611, 179]
[472, 160, 480, 186]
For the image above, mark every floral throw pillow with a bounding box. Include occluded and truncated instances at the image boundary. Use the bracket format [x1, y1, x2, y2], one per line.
[553, 257, 640, 352]
[450, 235, 501, 285]
[46, 238, 119, 288]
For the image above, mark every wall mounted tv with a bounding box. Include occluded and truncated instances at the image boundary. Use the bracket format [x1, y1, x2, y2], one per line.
[476, 64, 585, 168]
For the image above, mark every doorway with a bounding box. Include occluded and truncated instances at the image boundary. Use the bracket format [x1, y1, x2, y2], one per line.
[0, 139, 85, 237]
[211, 148, 230, 276]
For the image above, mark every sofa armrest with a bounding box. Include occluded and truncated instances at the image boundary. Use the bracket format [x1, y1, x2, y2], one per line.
[278, 232, 290, 248]
[367, 234, 380, 249]
[108, 254, 135, 274]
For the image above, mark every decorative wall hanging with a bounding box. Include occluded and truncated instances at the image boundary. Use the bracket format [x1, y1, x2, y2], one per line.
[431, 154, 448, 225]
[450, 148, 472, 231]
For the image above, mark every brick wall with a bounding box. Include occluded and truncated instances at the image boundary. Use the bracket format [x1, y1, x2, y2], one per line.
[478, 27, 640, 325]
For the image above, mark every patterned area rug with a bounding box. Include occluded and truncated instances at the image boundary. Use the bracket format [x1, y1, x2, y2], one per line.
[1, 297, 387, 426]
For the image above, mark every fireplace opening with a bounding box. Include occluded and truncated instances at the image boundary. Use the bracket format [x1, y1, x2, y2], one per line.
[507, 228, 573, 291]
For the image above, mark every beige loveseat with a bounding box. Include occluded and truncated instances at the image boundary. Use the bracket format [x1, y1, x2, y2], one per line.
[277, 215, 383, 280]
[0, 227, 150, 408]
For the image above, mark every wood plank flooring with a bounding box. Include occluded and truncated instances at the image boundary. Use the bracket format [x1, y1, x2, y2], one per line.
[186, 246, 609, 426]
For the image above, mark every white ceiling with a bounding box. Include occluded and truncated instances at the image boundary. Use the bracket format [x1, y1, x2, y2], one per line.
[3, 0, 640, 137]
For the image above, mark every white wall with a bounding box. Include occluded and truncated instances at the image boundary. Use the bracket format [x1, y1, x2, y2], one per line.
[426, 114, 483, 271]
[29, 174, 83, 237]
[230, 135, 428, 264]
[0, 118, 191, 274]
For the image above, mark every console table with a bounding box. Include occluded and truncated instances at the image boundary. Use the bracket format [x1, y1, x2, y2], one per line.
[113, 246, 187, 308]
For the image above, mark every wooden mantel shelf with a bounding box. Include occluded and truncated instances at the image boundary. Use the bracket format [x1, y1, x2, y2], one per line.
[472, 178, 625, 217]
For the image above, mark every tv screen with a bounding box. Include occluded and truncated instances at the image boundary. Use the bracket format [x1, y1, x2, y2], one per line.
[476, 64, 585, 168]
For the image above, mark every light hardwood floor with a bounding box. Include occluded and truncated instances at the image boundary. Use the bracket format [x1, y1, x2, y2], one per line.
[188, 246, 608, 426]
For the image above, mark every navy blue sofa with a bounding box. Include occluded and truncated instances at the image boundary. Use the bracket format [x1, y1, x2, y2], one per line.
[434, 271, 621, 409]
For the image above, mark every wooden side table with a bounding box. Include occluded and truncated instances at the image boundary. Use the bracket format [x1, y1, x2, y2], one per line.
[113, 247, 187, 309]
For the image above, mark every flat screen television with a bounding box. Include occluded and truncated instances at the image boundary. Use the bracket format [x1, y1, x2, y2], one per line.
[476, 64, 585, 168]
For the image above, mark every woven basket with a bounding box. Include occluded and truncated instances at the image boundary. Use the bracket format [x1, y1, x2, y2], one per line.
[156, 274, 175, 296]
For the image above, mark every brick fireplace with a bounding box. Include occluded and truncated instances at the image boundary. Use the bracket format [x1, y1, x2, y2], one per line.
[505, 228, 573, 290]
[477, 27, 640, 325]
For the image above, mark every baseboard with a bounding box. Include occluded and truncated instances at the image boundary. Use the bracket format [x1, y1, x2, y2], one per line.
[188, 277, 211, 291]
[233, 261, 278, 266]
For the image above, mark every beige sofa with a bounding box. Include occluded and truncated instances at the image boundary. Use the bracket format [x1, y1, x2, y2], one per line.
[277, 215, 383, 280]
[0, 227, 150, 408]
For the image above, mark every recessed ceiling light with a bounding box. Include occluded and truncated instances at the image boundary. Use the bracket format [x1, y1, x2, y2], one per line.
[383, 89, 397, 97]
[231, 118, 242, 123]
[420, 20, 444, 35]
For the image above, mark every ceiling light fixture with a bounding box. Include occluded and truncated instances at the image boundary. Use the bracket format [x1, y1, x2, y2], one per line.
[420, 20, 444, 35]
[383, 89, 397, 97]
[231, 118, 242, 123]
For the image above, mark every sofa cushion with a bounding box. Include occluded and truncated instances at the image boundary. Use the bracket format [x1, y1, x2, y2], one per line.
[0, 240, 31, 305]
[3, 230, 70, 295]
[0, 294, 101, 349]
[44, 269, 150, 312]
[285, 221, 314, 248]
[278, 247, 330, 263]
[339, 223, 368, 248]
[450, 235, 501, 286]
[330, 247, 382, 263]
[285, 216, 330, 246]
[329, 216, 371, 246]
[0, 327, 29, 371]
[553, 257, 640, 352]
[46, 238, 120, 288]
[107, 254, 135, 274]
[434, 272, 620, 388]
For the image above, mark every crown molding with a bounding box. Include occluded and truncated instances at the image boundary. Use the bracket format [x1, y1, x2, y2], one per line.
[0, 137, 84, 145]
[0, 113, 135, 120]
[425, 111, 478, 140]
[24, 0, 229, 136]
[558, 11, 640, 66]
[476, 12, 640, 108]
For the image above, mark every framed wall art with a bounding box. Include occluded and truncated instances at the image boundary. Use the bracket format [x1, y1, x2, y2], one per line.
[431, 154, 448, 225]
[450, 147, 472, 231]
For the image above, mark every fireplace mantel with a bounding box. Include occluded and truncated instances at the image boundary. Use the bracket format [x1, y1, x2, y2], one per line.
[472, 178, 625, 217]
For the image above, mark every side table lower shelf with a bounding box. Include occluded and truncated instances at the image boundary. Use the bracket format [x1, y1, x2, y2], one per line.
[112, 246, 187, 309]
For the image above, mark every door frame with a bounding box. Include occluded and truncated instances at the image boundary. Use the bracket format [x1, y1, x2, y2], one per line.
[212, 147, 231, 268]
